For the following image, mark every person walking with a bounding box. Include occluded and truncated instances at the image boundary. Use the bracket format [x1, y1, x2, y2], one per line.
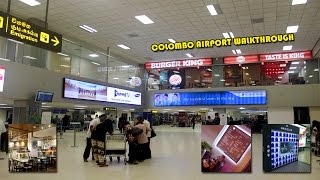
[135, 116, 151, 161]
[91, 114, 113, 167]
[192, 116, 196, 129]
[83, 116, 101, 162]
[118, 115, 126, 133]
[143, 118, 152, 159]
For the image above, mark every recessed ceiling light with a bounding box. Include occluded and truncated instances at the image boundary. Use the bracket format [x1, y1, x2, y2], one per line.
[314, 69, 319, 72]
[292, 62, 300, 65]
[236, 49, 241, 54]
[220, 79, 225, 82]
[229, 32, 234, 38]
[117, 44, 131, 50]
[214, 74, 220, 77]
[135, 15, 154, 24]
[121, 65, 130, 68]
[278, 76, 283, 79]
[168, 39, 176, 43]
[60, 65, 71, 68]
[91, 62, 100, 66]
[206, 5, 218, 16]
[283, 45, 292, 51]
[113, 77, 119, 80]
[0, 58, 10, 61]
[89, 54, 99, 57]
[0, 106, 12, 109]
[173, 71, 180, 74]
[232, 50, 236, 54]
[186, 53, 193, 58]
[79, 25, 98, 33]
[163, 109, 171, 111]
[292, 0, 307, 5]
[246, 73, 249, 75]
[239, 107, 246, 110]
[23, 56, 37, 60]
[309, 75, 313, 78]
[242, 67, 246, 69]
[222, 33, 230, 38]
[286, 25, 299, 33]
[19, 0, 40, 6]
[288, 71, 295, 73]
[289, 67, 297, 69]
[57, 53, 69, 57]
[304, 66, 306, 69]
[207, 68, 212, 72]
[0, 104, 7, 106]
[280, 64, 287, 67]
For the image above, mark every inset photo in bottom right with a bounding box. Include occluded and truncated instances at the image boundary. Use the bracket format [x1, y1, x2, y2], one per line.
[262, 124, 311, 173]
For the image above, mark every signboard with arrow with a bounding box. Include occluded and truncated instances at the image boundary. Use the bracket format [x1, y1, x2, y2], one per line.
[0, 11, 62, 52]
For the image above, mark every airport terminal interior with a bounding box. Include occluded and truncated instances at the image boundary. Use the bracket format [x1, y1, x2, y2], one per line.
[0, 0, 320, 179]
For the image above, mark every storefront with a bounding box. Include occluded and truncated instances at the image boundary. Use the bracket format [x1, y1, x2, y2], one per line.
[8, 124, 57, 173]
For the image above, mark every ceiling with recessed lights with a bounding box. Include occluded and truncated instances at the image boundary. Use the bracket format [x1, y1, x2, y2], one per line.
[0, 0, 319, 64]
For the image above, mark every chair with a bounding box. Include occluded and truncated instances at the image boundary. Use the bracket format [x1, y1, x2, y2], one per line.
[23, 160, 33, 172]
[12, 160, 24, 172]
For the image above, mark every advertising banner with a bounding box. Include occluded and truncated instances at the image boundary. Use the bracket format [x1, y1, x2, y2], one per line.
[259, 51, 312, 62]
[224, 55, 259, 64]
[154, 90, 267, 106]
[106, 87, 141, 105]
[145, 58, 212, 69]
[0, 66, 5, 92]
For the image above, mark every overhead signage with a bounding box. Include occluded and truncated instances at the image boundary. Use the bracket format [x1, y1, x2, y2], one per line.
[104, 107, 117, 111]
[150, 34, 294, 52]
[0, 66, 5, 92]
[224, 55, 259, 64]
[106, 87, 141, 105]
[145, 58, 212, 69]
[260, 51, 312, 62]
[154, 90, 267, 106]
[0, 11, 62, 52]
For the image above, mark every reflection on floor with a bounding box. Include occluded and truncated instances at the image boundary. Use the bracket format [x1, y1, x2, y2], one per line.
[298, 148, 311, 164]
[0, 125, 319, 180]
[271, 161, 311, 173]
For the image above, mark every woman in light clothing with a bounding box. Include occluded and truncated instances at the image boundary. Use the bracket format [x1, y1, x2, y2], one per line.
[143, 119, 152, 159]
[135, 116, 151, 161]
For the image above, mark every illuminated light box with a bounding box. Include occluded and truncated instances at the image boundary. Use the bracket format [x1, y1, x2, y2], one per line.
[0, 66, 5, 92]
[154, 90, 267, 106]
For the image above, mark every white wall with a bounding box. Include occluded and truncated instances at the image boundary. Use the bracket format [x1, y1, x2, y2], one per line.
[267, 107, 294, 124]
[0, 109, 7, 133]
[310, 107, 320, 121]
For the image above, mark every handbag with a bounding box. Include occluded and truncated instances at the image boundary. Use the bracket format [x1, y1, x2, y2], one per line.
[151, 128, 157, 138]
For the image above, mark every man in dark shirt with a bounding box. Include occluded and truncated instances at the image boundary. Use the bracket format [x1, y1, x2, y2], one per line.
[91, 114, 113, 167]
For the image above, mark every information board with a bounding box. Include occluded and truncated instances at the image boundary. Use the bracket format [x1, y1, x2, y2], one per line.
[0, 11, 62, 52]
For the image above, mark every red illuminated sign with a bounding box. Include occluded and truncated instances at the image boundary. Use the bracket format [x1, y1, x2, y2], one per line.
[145, 58, 212, 69]
[260, 51, 312, 62]
[224, 55, 259, 64]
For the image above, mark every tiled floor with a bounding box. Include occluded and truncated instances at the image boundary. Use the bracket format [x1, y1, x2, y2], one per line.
[0, 125, 319, 180]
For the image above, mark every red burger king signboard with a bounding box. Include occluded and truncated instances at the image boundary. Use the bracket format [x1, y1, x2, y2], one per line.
[259, 51, 312, 62]
[145, 58, 212, 69]
[224, 55, 259, 64]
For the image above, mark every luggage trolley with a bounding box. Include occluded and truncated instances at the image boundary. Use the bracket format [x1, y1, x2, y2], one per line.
[105, 133, 127, 165]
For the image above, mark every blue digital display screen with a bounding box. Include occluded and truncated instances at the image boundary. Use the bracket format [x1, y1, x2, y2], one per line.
[35, 91, 54, 102]
[154, 90, 267, 106]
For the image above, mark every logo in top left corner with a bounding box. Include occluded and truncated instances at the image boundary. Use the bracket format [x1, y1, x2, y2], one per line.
[0, 16, 4, 29]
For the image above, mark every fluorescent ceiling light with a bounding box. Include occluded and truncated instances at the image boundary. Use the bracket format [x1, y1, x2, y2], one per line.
[121, 65, 130, 68]
[163, 109, 171, 111]
[291, 62, 300, 65]
[289, 67, 297, 69]
[309, 75, 313, 78]
[135, 15, 154, 24]
[280, 64, 287, 67]
[74, 105, 87, 108]
[292, 0, 307, 5]
[113, 77, 119, 80]
[117, 44, 131, 50]
[130, 109, 135, 111]
[0, 58, 10, 61]
[232, 50, 236, 54]
[19, 0, 40, 6]
[220, 79, 225, 82]
[8, 39, 24, 44]
[79, 25, 98, 33]
[186, 53, 193, 58]
[288, 71, 295, 73]
[173, 71, 180, 74]
[229, 32, 234, 38]
[236, 49, 241, 54]
[206, 5, 218, 16]
[89, 54, 99, 57]
[283, 45, 292, 51]
[0, 104, 7, 106]
[57, 53, 69, 57]
[222, 33, 230, 38]
[286, 25, 299, 33]
[91, 62, 100, 66]
[60, 65, 71, 68]
[23, 56, 36, 60]
[0, 107, 12, 109]
[207, 68, 212, 72]
[314, 69, 319, 71]
[168, 39, 176, 43]
[214, 74, 220, 77]
[239, 107, 246, 110]
[278, 76, 283, 79]
[178, 110, 185, 112]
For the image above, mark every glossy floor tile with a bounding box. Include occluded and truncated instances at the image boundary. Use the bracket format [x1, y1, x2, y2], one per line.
[0, 125, 319, 180]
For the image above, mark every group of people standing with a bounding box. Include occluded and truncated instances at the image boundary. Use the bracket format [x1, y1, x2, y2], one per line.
[83, 114, 153, 167]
